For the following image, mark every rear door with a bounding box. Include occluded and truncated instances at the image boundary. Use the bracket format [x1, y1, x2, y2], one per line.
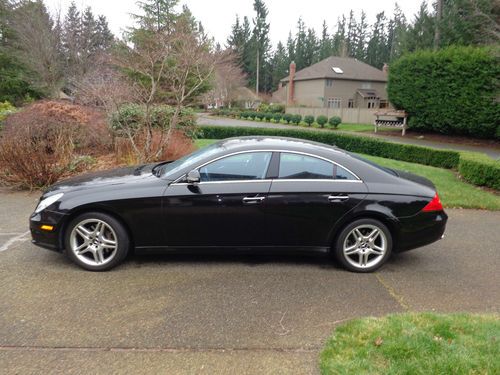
[265, 152, 367, 248]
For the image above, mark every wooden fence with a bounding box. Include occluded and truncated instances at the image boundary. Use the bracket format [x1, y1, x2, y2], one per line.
[286, 107, 377, 124]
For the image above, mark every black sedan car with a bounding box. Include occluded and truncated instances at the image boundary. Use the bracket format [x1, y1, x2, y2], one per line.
[30, 136, 447, 272]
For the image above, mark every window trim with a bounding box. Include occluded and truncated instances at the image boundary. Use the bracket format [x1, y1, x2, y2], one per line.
[172, 150, 362, 185]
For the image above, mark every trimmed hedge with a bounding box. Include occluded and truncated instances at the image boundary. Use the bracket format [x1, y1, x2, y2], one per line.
[388, 46, 500, 138]
[198, 126, 460, 169]
[458, 153, 500, 190]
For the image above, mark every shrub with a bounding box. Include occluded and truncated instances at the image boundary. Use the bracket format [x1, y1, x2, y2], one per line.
[388, 46, 500, 138]
[282, 113, 293, 124]
[304, 115, 315, 126]
[264, 113, 274, 122]
[458, 153, 500, 190]
[0, 101, 111, 189]
[273, 113, 282, 122]
[0, 101, 16, 129]
[291, 114, 302, 125]
[329, 116, 342, 128]
[317, 115, 328, 128]
[197, 126, 461, 169]
[255, 112, 266, 120]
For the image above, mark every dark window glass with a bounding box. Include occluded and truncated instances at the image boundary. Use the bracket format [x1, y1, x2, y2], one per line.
[279, 153, 334, 179]
[335, 165, 357, 180]
[199, 152, 272, 182]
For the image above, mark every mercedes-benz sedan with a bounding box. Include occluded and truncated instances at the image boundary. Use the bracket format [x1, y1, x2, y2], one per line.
[30, 137, 447, 272]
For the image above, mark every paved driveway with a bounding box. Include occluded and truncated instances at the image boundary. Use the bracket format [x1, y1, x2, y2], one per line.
[0, 190, 499, 374]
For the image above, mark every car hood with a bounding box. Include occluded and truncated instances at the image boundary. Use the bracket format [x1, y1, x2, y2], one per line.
[44, 164, 158, 195]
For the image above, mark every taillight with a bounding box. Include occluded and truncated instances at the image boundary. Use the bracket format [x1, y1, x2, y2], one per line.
[422, 193, 443, 212]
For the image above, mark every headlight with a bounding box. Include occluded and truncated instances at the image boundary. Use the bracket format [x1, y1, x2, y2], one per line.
[35, 193, 64, 213]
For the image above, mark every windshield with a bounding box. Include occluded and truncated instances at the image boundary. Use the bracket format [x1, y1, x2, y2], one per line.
[160, 142, 221, 178]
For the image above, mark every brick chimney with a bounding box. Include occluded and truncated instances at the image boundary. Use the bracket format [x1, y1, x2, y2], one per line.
[382, 63, 389, 74]
[287, 61, 296, 105]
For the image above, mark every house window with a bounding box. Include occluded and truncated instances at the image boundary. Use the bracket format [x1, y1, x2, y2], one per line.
[379, 100, 389, 109]
[326, 79, 333, 87]
[367, 100, 378, 109]
[348, 99, 354, 108]
[362, 82, 372, 89]
[327, 98, 342, 108]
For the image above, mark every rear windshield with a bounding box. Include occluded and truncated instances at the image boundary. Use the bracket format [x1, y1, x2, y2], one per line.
[347, 153, 398, 176]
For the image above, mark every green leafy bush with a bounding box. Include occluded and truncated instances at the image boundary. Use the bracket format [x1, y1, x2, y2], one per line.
[291, 114, 302, 125]
[273, 113, 282, 122]
[258, 103, 285, 113]
[0, 101, 16, 127]
[282, 113, 293, 124]
[111, 104, 196, 136]
[388, 46, 499, 138]
[264, 113, 273, 122]
[304, 115, 315, 126]
[329, 116, 342, 128]
[317, 115, 328, 128]
[458, 153, 500, 190]
[197, 126, 460, 169]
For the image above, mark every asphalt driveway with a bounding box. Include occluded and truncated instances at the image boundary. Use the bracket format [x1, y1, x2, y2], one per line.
[0, 190, 499, 374]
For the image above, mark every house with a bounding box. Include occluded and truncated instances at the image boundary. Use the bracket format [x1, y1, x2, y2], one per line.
[272, 56, 390, 109]
[204, 86, 261, 109]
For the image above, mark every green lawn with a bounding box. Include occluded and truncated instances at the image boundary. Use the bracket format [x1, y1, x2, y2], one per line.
[194, 139, 500, 210]
[320, 313, 500, 375]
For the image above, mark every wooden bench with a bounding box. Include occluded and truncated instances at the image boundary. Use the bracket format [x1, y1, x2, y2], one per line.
[374, 110, 408, 136]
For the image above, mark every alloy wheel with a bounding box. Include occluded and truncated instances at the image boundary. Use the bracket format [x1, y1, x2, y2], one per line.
[69, 219, 118, 267]
[342, 224, 387, 269]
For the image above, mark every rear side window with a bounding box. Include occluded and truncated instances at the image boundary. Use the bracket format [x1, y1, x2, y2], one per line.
[199, 152, 272, 182]
[278, 153, 357, 180]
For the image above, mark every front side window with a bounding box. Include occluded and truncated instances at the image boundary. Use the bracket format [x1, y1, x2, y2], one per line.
[327, 98, 341, 108]
[278, 153, 357, 180]
[199, 152, 272, 182]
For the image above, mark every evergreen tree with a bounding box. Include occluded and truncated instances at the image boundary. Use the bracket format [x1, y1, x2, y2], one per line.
[294, 17, 307, 69]
[318, 20, 332, 59]
[62, 1, 81, 76]
[286, 31, 295, 62]
[332, 15, 346, 56]
[354, 11, 368, 60]
[346, 10, 357, 56]
[387, 3, 407, 61]
[134, 0, 179, 32]
[270, 41, 288, 88]
[95, 15, 114, 50]
[249, 0, 270, 93]
[366, 12, 388, 68]
[304, 27, 319, 66]
[403, 2, 435, 52]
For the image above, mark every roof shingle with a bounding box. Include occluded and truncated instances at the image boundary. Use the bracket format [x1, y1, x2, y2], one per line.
[281, 56, 387, 83]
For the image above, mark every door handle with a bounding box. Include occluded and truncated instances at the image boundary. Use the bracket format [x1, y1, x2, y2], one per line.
[243, 196, 266, 204]
[328, 195, 349, 202]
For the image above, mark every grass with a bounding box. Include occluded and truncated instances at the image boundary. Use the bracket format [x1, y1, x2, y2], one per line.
[320, 313, 500, 375]
[194, 139, 500, 210]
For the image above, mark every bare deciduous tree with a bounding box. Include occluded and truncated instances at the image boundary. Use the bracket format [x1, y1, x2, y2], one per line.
[111, 19, 219, 162]
[202, 50, 247, 108]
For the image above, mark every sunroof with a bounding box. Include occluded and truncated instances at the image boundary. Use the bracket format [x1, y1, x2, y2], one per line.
[332, 67, 343, 74]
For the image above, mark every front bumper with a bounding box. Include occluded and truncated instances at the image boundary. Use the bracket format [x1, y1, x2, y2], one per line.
[29, 210, 67, 252]
[395, 210, 448, 252]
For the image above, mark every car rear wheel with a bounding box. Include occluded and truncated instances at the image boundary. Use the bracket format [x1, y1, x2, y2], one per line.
[333, 218, 392, 273]
[65, 212, 129, 271]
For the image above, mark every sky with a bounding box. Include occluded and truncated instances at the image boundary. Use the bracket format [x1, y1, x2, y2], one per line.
[44, 0, 425, 47]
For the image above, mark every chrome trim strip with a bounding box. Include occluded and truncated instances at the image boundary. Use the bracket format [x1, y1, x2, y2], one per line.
[171, 149, 362, 185]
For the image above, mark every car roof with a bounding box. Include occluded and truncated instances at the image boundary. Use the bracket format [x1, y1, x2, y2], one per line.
[212, 136, 345, 156]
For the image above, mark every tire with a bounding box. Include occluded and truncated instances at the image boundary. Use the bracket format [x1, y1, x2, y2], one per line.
[333, 218, 392, 273]
[64, 212, 130, 271]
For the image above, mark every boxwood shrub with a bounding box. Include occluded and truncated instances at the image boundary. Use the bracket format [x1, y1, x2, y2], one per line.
[197, 126, 460, 169]
[304, 115, 315, 126]
[458, 153, 500, 190]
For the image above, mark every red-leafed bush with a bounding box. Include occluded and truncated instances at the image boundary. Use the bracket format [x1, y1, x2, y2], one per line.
[0, 100, 112, 189]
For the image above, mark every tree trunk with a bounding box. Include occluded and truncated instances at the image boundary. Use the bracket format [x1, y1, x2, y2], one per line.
[434, 0, 443, 50]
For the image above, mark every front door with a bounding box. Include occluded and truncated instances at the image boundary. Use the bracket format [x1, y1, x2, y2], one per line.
[162, 152, 273, 247]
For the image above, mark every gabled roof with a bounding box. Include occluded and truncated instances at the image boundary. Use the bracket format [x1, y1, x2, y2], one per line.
[281, 56, 387, 83]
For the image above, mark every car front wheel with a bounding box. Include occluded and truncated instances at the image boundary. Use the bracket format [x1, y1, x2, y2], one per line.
[65, 212, 129, 271]
[333, 218, 392, 273]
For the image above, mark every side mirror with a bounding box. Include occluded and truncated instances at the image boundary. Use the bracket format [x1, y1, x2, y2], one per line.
[186, 169, 201, 184]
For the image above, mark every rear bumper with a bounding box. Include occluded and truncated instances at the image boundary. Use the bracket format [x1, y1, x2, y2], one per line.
[395, 210, 447, 252]
[29, 210, 67, 252]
